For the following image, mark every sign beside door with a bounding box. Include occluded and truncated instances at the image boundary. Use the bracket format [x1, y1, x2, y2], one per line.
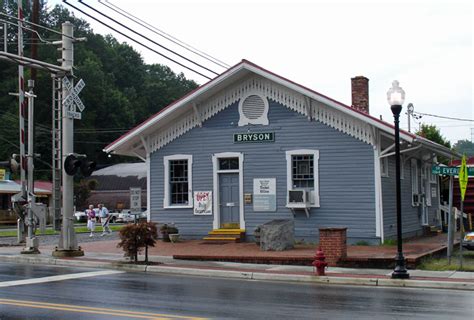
[194, 191, 212, 215]
[253, 178, 276, 212]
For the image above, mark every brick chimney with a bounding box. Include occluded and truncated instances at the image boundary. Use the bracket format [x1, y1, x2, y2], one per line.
[351, 76, 369, 114]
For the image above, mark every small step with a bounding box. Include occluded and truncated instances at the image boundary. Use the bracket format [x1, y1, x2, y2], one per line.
[208, 230, 243, 235]
[203, 236, 238, 241]
[203, 229, 246, 243]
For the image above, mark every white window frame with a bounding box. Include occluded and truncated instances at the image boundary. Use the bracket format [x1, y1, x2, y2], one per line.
[411, 158, 419, 206]
[238, 91, 269, 126]
[424, 164, 432, 207]
[429, 165, 437, 183]
[381, 157, 389, 177]
[163, 154, 193, 209]
[286, 149, 320, 207]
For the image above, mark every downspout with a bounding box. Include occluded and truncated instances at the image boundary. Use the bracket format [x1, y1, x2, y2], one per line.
[372, 128, 384, 243]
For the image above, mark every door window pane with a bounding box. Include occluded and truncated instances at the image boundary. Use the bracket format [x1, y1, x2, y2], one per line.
[219, 158, 239, 170]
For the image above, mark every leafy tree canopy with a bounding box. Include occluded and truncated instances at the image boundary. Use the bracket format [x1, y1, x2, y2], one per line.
[453, 139, 474, 157]
[415, 124, 451, 149]
[0, 1, 198, 180]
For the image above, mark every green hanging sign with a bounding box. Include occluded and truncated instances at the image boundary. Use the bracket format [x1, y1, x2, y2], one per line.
[233, 132, 275, 143]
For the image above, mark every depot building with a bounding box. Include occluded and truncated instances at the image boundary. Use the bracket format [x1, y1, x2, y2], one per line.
[104, 60, 456, 244]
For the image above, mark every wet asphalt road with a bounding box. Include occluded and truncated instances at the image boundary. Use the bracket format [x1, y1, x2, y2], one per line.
[0, 262, 472, 320]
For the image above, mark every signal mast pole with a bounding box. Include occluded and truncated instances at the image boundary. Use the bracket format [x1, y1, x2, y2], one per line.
[52, 22, 83, 257]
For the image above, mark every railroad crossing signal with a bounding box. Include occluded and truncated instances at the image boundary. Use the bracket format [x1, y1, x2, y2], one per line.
[63, 77, 85, 119]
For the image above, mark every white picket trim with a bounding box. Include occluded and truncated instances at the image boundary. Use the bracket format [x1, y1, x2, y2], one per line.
[149, 76, 374, 153]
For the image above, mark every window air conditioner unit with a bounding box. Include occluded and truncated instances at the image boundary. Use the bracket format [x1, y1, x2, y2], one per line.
[287, 190, 309, 208]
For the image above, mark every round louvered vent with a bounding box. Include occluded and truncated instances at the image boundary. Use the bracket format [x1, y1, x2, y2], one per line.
[238, 93, 269, 126]
[242, 95, 265, 119]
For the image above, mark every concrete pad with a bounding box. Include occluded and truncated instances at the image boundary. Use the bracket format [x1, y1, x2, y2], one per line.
[408, 270, 455, 278]
[378, 278, 474, 291]
[449, 271, 474, 280]
[146, 265, 253, 280]
[265, 265, 313, 272]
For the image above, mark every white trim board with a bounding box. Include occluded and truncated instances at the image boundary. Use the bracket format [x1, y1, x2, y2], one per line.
[212, 152, 245, 230]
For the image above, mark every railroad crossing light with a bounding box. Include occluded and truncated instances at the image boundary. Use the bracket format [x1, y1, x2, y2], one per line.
[0, 155, 20, 173]
[80, 159, 96, 177]
[64, 154, 81, 176]
[10, 154, 19, 173]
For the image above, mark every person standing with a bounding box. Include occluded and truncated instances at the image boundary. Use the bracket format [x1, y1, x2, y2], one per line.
[98, 203, 112, 236]
[86, 204, 96, 237]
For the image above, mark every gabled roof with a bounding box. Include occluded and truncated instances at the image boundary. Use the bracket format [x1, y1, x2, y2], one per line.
[104, 59, 457, 159]
[89, 163, 147, 191]
[0, 180, 52, 194]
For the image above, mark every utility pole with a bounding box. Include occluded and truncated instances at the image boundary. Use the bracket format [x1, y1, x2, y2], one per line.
[52, 21, 83, 257]
[406, 103, 414, 133]
[15, 0, 27, 244]
[21, 80, 40, 254]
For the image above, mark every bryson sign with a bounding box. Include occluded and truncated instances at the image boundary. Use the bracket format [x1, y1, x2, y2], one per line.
[233, 132, 274, 143]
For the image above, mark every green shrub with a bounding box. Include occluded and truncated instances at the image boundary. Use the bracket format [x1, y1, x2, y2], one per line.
[160, 224, 179, 242]
[355, 240, 370, 246]
[382, 239, 397, 246]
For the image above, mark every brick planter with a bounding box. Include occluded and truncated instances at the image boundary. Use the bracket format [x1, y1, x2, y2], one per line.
[319, 227, 347, 266]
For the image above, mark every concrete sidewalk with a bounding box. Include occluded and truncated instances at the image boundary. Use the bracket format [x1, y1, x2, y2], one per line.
[0, 240, 473, 291]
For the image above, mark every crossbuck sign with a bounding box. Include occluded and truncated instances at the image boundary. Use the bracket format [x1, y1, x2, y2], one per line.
[63, 77, 85, 119]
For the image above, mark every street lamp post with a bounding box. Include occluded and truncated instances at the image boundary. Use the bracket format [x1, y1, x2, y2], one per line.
[387, 80, 410, 279]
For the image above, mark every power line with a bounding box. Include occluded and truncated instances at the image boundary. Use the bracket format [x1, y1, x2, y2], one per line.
[99, 0, 229, 69]
[413, 111, 473, 122]
[76, 0, 220, 77]
[62, 0, 213, 80]
[0, 18, 52, 44]
[0, 11, 75, 40]
[78, 0, 219, 76]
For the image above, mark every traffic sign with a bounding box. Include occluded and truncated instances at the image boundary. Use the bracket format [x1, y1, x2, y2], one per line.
[66, 110, 82, 120]
[130, 187, 141, 211]
[62, 77, 85, 118]
[431, 165, 474, 176]
[459, 155, 468, 201]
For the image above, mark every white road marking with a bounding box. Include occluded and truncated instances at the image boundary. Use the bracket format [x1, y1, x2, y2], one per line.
[0, 270, 124, 288]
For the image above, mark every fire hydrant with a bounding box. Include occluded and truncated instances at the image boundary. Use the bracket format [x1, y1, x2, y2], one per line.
[312, 247, 328, 276]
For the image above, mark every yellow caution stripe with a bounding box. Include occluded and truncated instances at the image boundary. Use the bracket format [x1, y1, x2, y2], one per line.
[0, 298, 208, 320]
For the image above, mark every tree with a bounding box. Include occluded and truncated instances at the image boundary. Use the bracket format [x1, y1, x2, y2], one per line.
[453, 139, 474, 157]
[74, 179, 98, 209]
[416, 124, 451, 148]
[0, 2, 199, 181]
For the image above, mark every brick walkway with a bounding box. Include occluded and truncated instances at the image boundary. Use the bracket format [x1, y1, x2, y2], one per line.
[70, 232, 455, 268]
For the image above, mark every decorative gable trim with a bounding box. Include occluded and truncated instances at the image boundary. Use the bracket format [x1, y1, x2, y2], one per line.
[148, 76, 374, 153]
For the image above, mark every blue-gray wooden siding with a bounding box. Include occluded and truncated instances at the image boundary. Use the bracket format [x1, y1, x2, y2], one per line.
[150, 99, 377, 243]
[382, 157, 439, 239]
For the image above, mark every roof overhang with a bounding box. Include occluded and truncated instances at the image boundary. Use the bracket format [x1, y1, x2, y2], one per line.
[104, 59, 456, 160]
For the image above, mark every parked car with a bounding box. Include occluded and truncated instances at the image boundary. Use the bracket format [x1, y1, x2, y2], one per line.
[116, 209, 147, 223]
[116, 210, 134, 223]
[463, 232, 474, 251]
[74, 210, 87, 222]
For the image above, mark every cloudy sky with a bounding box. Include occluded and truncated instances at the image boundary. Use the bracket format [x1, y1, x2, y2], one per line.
[52, 0, 473, 144]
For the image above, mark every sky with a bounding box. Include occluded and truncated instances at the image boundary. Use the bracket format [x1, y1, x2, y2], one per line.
[50, 0, 473, 145]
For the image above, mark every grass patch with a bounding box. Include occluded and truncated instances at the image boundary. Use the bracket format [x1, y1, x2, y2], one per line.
[382, 239, 397, 246]
[418, 249, 474, 271]
[0, 225, 124, 237]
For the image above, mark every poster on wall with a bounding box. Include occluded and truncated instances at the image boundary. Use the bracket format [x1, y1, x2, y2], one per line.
[194, 191, 213, 215]
[253, 178, 276, 212]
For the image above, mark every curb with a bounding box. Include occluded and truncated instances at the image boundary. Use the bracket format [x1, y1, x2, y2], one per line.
[1, 255, 472, 291]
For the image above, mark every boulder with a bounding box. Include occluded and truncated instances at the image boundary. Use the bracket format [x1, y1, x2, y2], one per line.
[260, 219, 294, 251]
